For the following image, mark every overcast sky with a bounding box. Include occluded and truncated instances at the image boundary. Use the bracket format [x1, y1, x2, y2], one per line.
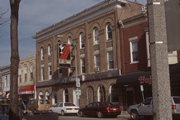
[0, 0, 146, 66]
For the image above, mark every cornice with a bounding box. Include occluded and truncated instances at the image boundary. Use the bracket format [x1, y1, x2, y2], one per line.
[34, 0, 126, 41]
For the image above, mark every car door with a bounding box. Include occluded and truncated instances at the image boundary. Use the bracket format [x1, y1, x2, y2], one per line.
[138, 98, 152, 115]
[84, 103, 93, 116]
[52, 104, 59, 113]
[57, 103, 63, 113]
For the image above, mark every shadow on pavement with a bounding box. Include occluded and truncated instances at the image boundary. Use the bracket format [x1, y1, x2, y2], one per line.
[23, 112, 58, 120]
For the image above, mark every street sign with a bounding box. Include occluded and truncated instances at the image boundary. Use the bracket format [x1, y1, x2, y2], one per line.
[76, 78, 80, 88]
[75, 89, 81, 96]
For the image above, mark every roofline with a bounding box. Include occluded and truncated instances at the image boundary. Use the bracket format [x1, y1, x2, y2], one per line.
[33, 0, 129, 40]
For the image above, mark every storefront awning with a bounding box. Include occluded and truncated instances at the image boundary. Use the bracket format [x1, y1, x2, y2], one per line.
[117, 71, 151, 86]
[19, 85, 34, 95]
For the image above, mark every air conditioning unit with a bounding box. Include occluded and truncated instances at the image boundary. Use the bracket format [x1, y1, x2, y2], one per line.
[94, 67, 100, 72]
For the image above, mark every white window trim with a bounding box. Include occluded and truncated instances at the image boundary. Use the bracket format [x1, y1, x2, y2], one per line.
[93, 28, 99, 45]
[106, 23, 113, 41]
[79, 33, 85, 49]
[129, 36, 139, 64]
[107, 51, 114, 70]
[47, 44, 51, 56]
[48, 63, 52, 80]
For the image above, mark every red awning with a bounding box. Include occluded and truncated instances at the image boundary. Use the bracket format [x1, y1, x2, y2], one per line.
[59, 44, 70, 60]
[19, 85, 34, 95]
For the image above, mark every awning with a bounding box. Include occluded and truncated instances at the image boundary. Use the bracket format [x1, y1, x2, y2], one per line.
[19, 85, 34, 95]
[117, 71, 151, 86]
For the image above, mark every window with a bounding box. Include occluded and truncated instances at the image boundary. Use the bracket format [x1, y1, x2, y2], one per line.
[19, 75, 22, 83]
[41, 66, 45, 81]
[93, 27, 99, 45]
[48, 44, 51, 56]
[30, 72, 33, 81]
[45, 91, 50, 104]
[24, 73, 27, 82]
[107, 51, 114, 69]
[80, 58, 85, 74]
[79, 32, 85, 49]
[40, 47, 44, 60]
[129, 37, 139, 63]
[94, 54, 100, 72]
[106, 23, 113, 40]
[48, 65, 52, 80]
[68, 37, 73, 45]
[39, 92, 44, 104]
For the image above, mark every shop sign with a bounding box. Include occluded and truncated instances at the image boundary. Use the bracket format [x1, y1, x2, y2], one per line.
[138, 76, 152, 84]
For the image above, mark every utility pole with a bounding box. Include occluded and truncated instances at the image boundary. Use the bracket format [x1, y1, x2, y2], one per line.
[147, 0, 172, 120]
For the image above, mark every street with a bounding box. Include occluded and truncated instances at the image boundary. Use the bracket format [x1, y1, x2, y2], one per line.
[58, 115, 130, 120]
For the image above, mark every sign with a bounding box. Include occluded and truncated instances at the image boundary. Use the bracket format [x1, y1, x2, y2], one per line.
[75, 89, 81, 96]
[165, 0, 180, 51]
[19, 85, 34, 95]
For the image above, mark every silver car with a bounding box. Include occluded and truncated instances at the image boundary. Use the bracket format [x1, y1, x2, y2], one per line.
[127, 96, 180, 120]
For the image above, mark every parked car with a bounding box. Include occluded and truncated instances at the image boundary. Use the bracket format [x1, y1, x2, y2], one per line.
[78, 102, 121, 118]
[127, 96, 180, 120]
[49, 102, 79, 115]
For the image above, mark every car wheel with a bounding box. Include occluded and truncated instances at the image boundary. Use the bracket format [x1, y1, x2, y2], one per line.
[130, 110, 139, 120]
[61, 110, 65, 116]
[97, 111, 103, 118]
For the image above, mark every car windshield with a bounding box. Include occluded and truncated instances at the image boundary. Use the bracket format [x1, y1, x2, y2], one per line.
[64, 103, 75, 106]
[173, 97, 180, 104]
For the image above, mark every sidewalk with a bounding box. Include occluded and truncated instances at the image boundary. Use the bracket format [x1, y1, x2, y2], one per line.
[22, 112, 58, 120]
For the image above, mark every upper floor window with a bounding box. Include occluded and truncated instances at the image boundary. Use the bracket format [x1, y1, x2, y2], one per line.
[48, 65, 52, 80]
[94, 54, 100, 72]
[106, 23, 113, 40]
[129, 37, 139, 63]
[68, 37, 73, 45]
[79, 32, 85, 49]
[93, 27, 99, 45]
[40, 47, 44, 60]
[47, 44, 51, 56]
[107, 51, 114, 69]
[80, 57, 85, 74]
[41, 65, 45, 81]
[19, 75, 22, 83]
[24, 73, 27, 82]
[30, 72, 33, 81]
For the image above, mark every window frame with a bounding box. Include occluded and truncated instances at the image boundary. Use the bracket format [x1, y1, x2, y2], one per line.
[107, 50, 114, 69]
[129, 37, 139, 64]
[106, 23, 113, 40]
[93, 27, 99, 45]
[79, 32, 85, 49]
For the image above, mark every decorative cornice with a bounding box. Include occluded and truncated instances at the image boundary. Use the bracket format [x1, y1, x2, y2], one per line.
[34, 0, 127, 40]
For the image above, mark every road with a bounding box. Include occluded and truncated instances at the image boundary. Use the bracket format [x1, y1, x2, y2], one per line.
[58, 115, 130, 120]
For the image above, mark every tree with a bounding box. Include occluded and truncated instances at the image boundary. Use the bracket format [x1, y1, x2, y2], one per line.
[9, 0, 21, 120]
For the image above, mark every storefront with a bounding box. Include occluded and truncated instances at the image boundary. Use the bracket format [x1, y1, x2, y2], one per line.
[19, 85, 35, 101]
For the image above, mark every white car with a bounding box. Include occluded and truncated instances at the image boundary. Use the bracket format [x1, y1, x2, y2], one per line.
[49, 102, 79, 115]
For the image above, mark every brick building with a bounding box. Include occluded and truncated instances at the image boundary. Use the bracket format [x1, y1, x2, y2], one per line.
[34, 0, 179, 111]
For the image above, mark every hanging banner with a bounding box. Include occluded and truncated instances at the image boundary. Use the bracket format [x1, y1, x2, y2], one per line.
[59, 44, 71, 64]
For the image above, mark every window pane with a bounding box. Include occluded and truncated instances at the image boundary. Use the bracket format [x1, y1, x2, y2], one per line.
[131, 40, 138, 62]
[93, 28, 99, 44]
[107, 24, 112, 40]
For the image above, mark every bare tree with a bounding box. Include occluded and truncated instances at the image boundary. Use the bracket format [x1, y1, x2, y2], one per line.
[9, 0, 21, 120]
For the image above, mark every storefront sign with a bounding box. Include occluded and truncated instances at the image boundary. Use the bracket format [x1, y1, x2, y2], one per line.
[138, 76, 152, 84]
[19, 85, 34, 95]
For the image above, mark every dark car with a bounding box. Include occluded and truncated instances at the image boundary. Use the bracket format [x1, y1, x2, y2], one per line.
[78, 102, 121, 118]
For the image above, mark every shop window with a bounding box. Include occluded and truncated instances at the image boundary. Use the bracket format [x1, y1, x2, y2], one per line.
[87, 86, 94, 104]
[97, 85, 106, 102]
[45, 91, 50, 104]
[39, 92, 44, 104]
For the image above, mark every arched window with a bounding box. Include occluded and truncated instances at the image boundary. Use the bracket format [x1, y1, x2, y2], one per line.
[39, 91, 44, 104]
[48, 44, 51, 56]
[87, 86, 94, 104]
[45, 91, 50, 104]
[97, 85, 106, 102]
[40, 47, 44, 60]
[68, 36, 73, 45]
[109, 84, 119, 103]
[79, 32, 85, 49]
[106, 23, 113, 40]
[93, 27, 99, 45]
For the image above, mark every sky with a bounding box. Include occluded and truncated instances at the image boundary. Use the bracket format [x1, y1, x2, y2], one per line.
[0, 0, 146, 66]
